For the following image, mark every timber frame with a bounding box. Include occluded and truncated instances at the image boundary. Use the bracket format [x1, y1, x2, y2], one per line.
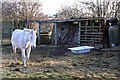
[27, 17, 119, 47]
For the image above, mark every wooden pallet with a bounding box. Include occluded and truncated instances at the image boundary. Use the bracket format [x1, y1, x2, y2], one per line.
[79, 23, 103, 46]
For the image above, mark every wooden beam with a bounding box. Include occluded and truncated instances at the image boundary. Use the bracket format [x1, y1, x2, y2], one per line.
[12, 20, 14, 31]
[72, 24, 75, 43]
[81, 26, 100, 28]
[27, 21, 29, 28]
[79, 21, 81, 44]
[92, 20, 95, 46]
[38, 22, 40, 44]
[54, 23, 57, 46]
[62, 30, 68, 40]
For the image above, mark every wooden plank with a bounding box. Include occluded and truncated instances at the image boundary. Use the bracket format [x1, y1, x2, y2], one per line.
[84, 32, 103, 35]
[81, 26, 101, 28]
[27, 21, 29, 28]
[79, 21, 103, 46]
[80, 38, 102, 40]
[79, 22, 81, 43]
[80, 40, 101, 42]
[80, 35, 103, 37]
[54, 23, 57, 46]
[72, 24, 75, 42]
[81, 30, 100, 31]
[62, 30, 68, 40]
[85, 26, 87, 44]
[38, 22, 40, 44]
[92, 21, 95, 46]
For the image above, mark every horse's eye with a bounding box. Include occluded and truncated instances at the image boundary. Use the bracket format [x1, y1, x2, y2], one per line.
[31, 37, 32, 39]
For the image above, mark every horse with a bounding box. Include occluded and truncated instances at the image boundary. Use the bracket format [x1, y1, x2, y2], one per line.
[11, 28, 37, 68]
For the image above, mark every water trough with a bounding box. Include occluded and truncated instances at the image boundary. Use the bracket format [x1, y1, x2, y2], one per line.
[68, 46, 94, 54]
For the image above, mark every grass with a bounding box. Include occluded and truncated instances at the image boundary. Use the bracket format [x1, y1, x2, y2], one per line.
[1, 45, 120, 80]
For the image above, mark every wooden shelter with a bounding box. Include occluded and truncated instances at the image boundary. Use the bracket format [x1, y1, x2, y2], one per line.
[27, 17, 119, 47]
[51, 18, 105, 47]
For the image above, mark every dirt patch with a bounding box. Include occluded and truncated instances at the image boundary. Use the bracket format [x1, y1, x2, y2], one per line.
[1, 45, 120, 79]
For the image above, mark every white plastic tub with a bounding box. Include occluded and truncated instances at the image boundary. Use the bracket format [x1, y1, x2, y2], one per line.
[68, 46, 94, 54]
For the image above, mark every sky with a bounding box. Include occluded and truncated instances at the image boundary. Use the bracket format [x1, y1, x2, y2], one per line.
[40, 0, 96, 16]
[3, 0, 76, 16]
[3, 0, 95, 16]
[40, 0, 77, 16]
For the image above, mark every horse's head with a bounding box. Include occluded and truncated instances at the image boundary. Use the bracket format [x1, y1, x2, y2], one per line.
[24, 28, 37, 48]
[29, 29, 37, 48]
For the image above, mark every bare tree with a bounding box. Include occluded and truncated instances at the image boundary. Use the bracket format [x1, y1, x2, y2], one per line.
[80, 0, 120, 18]
[2, 0, 46, 29]
[57, 0, 120, 19]
[57, 4, 83, 19]
[2, 0, 44, 21]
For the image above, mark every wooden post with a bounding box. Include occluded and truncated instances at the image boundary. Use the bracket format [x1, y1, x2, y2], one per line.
[27, 21, 29, 28]
[92, 20, 95, 46]
[12, 20, 14, 31]
[38, 22, 40, 45]
[54, 23, 57, 46]
[79, 21, 81, 44]
[85, 21, 87, 45]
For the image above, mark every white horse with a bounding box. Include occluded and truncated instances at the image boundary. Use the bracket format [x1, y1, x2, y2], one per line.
[11, 28, 37, 68]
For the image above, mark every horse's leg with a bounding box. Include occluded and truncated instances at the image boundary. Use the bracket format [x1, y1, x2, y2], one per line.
[21, 49, 26, 68]
[26, 46, 31, 65]
[13, 47, 17, 63]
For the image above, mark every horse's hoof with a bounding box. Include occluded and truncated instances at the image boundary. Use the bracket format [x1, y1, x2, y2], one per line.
[13, 68, 20, 71]
[15, 59, 17, 63]
[24, 67, 26, 68]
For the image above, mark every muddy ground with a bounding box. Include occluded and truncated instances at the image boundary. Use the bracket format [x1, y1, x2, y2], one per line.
[1, 44, 120, 80]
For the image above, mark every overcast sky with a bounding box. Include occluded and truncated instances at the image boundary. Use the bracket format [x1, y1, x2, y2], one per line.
[40, 0, 96, 16]
[40, 0, 78, 16]
[3, 0, 95, 16]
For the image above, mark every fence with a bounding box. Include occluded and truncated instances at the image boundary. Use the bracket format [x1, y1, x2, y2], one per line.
[2, 21, 51, 45]
[2, 21, 25, 44]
